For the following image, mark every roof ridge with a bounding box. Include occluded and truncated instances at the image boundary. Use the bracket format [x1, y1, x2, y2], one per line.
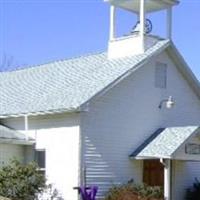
[0, 51, 106, 74]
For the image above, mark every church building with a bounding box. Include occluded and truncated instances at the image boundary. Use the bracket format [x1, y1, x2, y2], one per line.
[0, 0, 200, 200]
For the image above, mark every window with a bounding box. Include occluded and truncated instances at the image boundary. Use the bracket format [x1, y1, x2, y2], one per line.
[155, 62, 167, 89]
[35, 149, 46, 173]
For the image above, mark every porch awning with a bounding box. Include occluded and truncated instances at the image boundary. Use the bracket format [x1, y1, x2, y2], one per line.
[130, 126, 200, 159]
[0, 125, 35, 145]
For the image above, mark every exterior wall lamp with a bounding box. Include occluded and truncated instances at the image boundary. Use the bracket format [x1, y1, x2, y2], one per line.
[159, 96, 175, 109]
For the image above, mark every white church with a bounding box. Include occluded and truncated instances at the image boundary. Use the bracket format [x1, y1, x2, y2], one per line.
[0, 0, 200, 200]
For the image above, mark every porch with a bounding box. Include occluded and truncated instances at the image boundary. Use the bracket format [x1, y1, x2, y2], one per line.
[130, 126, 200, 200]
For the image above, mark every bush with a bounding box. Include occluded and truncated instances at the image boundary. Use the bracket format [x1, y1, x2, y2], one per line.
[104, 180, 163, 200]
[0, 197, 12, 200]
[0, 159, 64, 200]
[37, 184, 64, 200]
[134, 184, 163, 199]
[0, 159, 45, 200]
[104, 182, 138, 200]
[185, 178, 200, 200]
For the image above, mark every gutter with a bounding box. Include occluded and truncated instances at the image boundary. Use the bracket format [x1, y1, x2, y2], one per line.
[0, 138, 35, 145]
[0, 107, 81, 119]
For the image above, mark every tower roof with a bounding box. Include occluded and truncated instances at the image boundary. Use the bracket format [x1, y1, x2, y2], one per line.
[105, 0, 179, 13]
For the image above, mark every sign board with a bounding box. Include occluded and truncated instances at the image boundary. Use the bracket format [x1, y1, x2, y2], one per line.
[185, 143, 200, 155]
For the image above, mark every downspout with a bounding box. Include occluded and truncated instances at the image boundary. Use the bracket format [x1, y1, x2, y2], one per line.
[160, 158, 171, 200]
[24, 115, 29, 140]
[139, 0, 145, 53]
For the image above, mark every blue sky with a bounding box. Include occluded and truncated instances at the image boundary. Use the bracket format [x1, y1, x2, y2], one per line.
[0, 0, 200, 79]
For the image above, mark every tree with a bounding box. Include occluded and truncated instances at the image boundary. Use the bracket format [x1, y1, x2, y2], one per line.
[0, 54, 15, 72]
[0, 54, 25, 72]
[0, 160, 46, 200]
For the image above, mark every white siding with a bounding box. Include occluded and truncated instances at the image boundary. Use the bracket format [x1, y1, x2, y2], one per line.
[156, 52, 200, 200]
[34, 127, 80, 200]
[171, 135, 200, 199]
[81, 57, 164, 198]
[81, 51, 200, 199]
[1, 113, 80, 200]
[0, 144, 24, 166]
[172, 160, 200, 200]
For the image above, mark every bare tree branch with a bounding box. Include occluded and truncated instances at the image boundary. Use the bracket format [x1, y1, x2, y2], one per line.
[0, 54, 26, 72]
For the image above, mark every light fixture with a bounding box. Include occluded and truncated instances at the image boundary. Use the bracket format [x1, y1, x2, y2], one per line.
[159, 96, 175, 109]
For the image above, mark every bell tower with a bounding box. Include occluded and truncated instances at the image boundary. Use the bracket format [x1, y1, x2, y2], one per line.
[105, 0, 179, 59]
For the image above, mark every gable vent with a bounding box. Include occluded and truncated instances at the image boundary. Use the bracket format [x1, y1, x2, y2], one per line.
[155, 62, 167, 89]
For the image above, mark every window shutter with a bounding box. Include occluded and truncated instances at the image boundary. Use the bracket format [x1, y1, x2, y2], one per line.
[155, 62, 167, 89]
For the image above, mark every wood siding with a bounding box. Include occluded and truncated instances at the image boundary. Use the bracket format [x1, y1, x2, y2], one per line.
[81, 51, 200, 199]
[0, 144, 24, 166]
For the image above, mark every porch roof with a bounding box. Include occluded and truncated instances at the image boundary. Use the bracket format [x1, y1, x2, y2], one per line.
[130, 126, 200, 159]
[0, 125, 35, 145]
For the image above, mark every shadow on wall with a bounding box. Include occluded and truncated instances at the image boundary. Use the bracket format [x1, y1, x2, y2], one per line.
[84, 136, 117, 199]
[83, 136, 142, 199]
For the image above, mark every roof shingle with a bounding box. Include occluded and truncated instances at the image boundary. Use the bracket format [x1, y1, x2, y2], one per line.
[0, 39, 170, 117]
[130, 126, 200, 159]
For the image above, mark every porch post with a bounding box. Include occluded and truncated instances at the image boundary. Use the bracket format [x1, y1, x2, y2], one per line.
[166, 7, 172, 39]
[110, 5, 116, 41]
[164, 159, 171, 200]
[140, 0, 145, 53]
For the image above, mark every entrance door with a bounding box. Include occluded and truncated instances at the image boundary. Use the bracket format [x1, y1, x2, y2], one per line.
[143, 160, 164, 186]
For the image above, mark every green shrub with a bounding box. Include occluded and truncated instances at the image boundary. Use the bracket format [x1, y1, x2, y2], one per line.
[185, 178, 200, 200]
[0, 196, 12, 200]
[104, 180, 163, 200]
[0, 159, 45, 200]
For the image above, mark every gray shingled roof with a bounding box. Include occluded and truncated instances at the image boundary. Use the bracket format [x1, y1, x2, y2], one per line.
[0, 39, 170, 117]
[0, 125, 34, 145]
[130, 126, 200, 159]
